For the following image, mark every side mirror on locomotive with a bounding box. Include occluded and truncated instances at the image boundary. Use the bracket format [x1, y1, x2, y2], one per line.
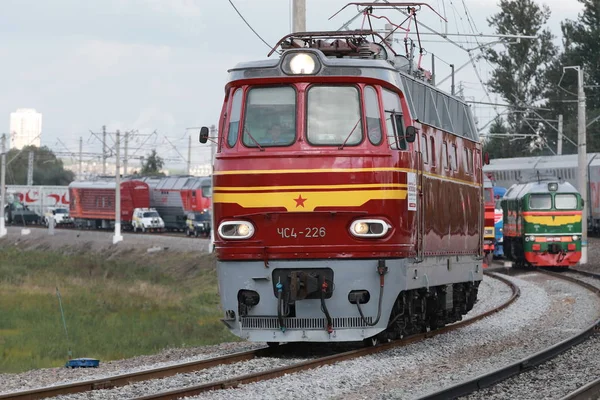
[393, 114, 416, 143]
[199, 126, 209, 144]
[404, 125, 417, 143]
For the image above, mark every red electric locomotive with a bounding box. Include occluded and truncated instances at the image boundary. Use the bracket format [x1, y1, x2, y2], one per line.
[69, 180, 150, 229]
[200, 10, 485, 344]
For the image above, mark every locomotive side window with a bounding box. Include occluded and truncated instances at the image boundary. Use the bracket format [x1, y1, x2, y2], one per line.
[420, 134, 428, 164]
[425, 90, 441, 127]
[365, 86, 383, 146]
[243, 86, 296, 147]
[307, 85, 362, 146]
[381, 88, 406, 150]
[437, 93, 453, 132]
[442, 141, 449, 170]
[430, 136, 436, 167]
[451, 144, 458, 171]
[468, 149, 474, 174]
[529, 194, 552, 210]
[227, 89, 243, 148]
[555, 194, 578, 209]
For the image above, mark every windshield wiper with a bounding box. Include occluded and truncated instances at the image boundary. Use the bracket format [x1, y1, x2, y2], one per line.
[244, 127, 264, 151]
[338, 118, 361, 150]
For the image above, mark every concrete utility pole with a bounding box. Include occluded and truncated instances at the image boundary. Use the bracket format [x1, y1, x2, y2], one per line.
[113, 130, 123, 244]
[565, 66, 587, 264]
[557, 114, 563, 155]
[187, 134, 192, 175]
[27, 151, 34, 186]
[292, 0, 306, 32]
[78, 137, 83, 180]
[102, 125, 107, 176]
[0, 134, 6, 238]
[123, 131, 129, 176]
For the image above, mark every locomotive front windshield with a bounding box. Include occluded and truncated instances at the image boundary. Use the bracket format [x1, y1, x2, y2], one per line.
[201, 185, 212, 197]
[307, 85, 363, 146]
[555, 193, 578, 209]
[242, 86, 296, 147]
[529, 194, 552, 210]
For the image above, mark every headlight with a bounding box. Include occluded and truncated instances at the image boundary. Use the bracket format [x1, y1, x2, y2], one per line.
[282, 52, 320, 75]
[218, 220, 255, 240]
[572, 235, 579, 241]
[349, 219, 390, 238]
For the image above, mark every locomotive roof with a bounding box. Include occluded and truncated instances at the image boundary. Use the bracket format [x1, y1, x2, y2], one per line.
[503, 179, 579, 200]
[69, 180, 146, 189]
[139, 176, 211, 190]
[484, 153, 600, 173]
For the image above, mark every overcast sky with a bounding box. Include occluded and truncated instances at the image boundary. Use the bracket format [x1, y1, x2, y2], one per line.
[0, 0, 584, 169]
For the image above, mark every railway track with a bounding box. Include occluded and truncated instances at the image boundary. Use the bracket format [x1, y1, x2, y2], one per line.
[418, 268, 600, 400]
[0, 272, 518, 400]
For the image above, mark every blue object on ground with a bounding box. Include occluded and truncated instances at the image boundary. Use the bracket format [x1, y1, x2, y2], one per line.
[65, 358, 100, 368]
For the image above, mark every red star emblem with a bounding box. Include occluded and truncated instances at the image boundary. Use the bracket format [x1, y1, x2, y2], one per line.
[294, 194, 307, 208]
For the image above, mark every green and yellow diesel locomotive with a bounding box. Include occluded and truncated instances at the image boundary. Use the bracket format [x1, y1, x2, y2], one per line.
[501, 176, 583, 268]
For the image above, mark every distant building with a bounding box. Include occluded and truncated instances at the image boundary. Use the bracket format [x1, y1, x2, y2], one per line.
[9, 108, 42, 150]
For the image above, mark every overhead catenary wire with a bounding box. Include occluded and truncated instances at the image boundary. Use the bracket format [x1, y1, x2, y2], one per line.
[228, 0, 274, 51]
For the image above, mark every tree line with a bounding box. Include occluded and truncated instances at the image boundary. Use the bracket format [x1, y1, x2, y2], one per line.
[483, 0, 600, 158]
[4, 146, 165, 186]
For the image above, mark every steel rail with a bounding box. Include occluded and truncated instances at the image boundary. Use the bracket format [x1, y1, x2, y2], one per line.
[560, 376, 600, 400]
[0, 347, 278, 400]
[132, 271, 519, 400]
[417, 269, 600, 400]
[1, 272, 517, 400]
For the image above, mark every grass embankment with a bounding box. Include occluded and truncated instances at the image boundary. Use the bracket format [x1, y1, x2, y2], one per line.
[0, 247, 236, 373]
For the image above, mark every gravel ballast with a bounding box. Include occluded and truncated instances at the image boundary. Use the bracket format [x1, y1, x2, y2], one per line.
[3, 272, 598, 400]
[460, 269, 600, 400]
[0, 273, 510, 397]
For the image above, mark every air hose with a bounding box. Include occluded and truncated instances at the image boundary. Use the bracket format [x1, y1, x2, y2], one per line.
[320, 278, 334, 333]
[276, 281, 286, 332]
[357, 264, 387, 326]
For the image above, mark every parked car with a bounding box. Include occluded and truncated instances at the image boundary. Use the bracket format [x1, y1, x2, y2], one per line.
[131, 208, 165, 233]
[44, 207, 73, 227]
[185, 210, 211, 237]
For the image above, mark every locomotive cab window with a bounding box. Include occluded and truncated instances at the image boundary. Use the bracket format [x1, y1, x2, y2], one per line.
[529, 194, 552, 210]
[307, 85, 363, 146]
[365, 86, 383, 145]
[382, 88, 406, 150]
[227, 89, 243, 148]
[243, 86, 296, 148]
[555, 193, 578, 210]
